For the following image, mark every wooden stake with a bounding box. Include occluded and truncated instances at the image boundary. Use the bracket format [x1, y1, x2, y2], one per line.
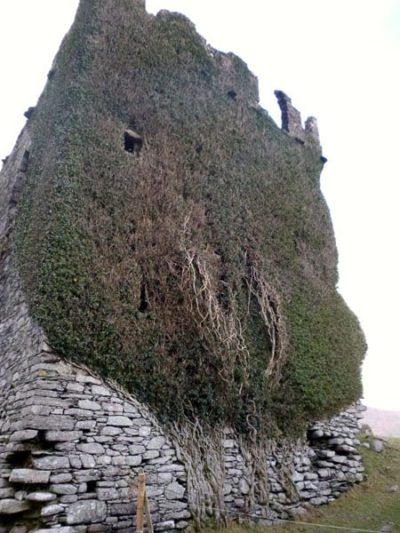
[136, 472, 145, 533]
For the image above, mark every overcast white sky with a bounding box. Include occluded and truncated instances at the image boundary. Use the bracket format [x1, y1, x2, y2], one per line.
[0, 1, 399, 410]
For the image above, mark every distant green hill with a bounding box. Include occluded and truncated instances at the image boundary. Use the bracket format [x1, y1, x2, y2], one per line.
[15, 0, 365, 436]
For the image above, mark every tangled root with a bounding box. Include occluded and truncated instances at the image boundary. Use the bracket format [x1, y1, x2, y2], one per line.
[246, 262, 288, 387]
[168, 420, 226, 527]
[178, 216, 250, 384]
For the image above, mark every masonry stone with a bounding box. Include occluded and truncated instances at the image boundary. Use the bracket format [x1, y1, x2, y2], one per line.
[106, 417, 132, 427]
[65, 500, 107, 524]
[0, 500, 30, 515]
[41, 504, 64, 516]
[46, 431, 82, 442]
[9, 430, 38, 442]
[26, 492, 57, 502]
[32, 456, 70, 470]
[9, 469, 51, 484]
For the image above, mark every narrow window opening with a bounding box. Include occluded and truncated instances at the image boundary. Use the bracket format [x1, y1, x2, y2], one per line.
[6, 450, 31, 468]
[87, 480, 97, 492]
[124, 129, 143, 154]
[20, 150, 30, 173]
[138, 280, 149, 313]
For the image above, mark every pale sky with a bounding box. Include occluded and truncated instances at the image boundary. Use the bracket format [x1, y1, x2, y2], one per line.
[0, 1, 399, 410]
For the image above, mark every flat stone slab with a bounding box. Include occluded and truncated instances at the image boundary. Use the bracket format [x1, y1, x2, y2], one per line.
[9, 430, 38, 442]
[165, 482, 185, 500]
[41, 504, 64, 516]
[9, 469, 51, 484]
[26, 491, 57, 502]
[14, 415, 75, 431]
[45, 430, 82, 442]
[0, 499, 30, 514]
[66, 500, 107, 525]
[107, 416, 132, 427]
[32, 456, 70, 470]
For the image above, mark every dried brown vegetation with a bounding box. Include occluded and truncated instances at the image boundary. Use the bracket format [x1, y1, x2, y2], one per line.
[15, 0, 365, 436]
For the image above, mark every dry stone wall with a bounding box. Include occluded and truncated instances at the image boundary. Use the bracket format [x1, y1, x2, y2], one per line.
[222, 405, 365, 522]
[0, 126, 365, 532]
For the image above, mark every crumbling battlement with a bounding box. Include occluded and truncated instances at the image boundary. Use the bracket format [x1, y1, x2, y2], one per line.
[274, 90, 320, 145]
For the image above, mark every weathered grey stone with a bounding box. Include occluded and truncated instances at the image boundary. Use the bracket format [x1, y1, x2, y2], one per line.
[239, 479, 250, 495]
[16, 415, 74, 431]
[331, 455, 347, 464]
[60, 495, 79, 504]
[109, 503, 131, 516]
[26, 492, 57, 502]
[97, 488, 119, 501]
[129, 444, 146, 455]
[317, 450, 335, 458]
[66, 500, 107, 525]
[101, 426, 121, 437]
[0, 499, 30, 514]
[9, 469, 51, 484]
[41, 503, 64, 516]
[77, 443, 105, 455]
[144, 450, 159, 460]
[50, 473, 73, 483]
[13, 491, 27, 502]
[155, 521, 175, 531]
[67, 383, 85, 393]
[148, 436, 166, 450]
[138, 426, 151, 437]
[9, 430, 38, 442]
[0, 488, 15, 499]
[81, 454, 97, 468]
[292, 472, 304, 482]
[76, 420, 96, 430]
[50, 484, 77, 495]
[165, 482, 185, 500]
[45, 430, 82, 442]
[372, 439, 384, 453]
[127, 455, 143, 466]
[107, 416, 132, 427]
[35, 527, 76, 533]
[32, 456, 70, 470]
[92, 385, 111, 396]
[76, 374, 102, 384]
[78, 400, 102, 411]
[70, 456, 83, 469]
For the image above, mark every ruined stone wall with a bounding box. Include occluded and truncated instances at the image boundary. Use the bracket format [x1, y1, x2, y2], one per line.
[222, 405, 365, 522]
[0, 125, 364, 532]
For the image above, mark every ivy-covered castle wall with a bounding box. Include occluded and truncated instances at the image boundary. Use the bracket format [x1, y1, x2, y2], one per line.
[0, 1, 366, 531]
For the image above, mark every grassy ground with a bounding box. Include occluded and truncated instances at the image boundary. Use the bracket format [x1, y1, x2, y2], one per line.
[205, 438, 400, 532]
